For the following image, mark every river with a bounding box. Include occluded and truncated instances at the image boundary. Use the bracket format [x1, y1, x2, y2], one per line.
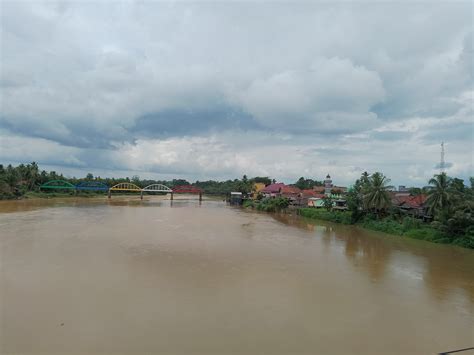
[0, 196, 473, 355]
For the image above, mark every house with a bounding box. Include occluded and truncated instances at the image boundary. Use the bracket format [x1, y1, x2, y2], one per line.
[251, 182, 266, 199]
[261, 183, 286, 198]
[333, 199, 348, 211]
[280, 185, 301, 204]
[398, 185, 409, 193]
[392, 194, 431, 220]
[313, 186, 325, 194]
[229, 192, 243, 205]
[300, 189, 320, 206]
[307, 194, 326, 208]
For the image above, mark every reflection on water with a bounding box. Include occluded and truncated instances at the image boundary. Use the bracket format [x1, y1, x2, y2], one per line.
[1, 198, 473, 355]
[274, 212, 474, 302]
[0, 194, 213, 212]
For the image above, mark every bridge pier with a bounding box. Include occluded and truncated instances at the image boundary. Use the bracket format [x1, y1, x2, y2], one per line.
[170, 192, 174, 201]
[199, 193, 202, 202]
[108, 190, 111, 199]
[140, 191, 143, 200]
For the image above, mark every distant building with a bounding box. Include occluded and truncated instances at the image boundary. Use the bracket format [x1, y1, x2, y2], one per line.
[307, 195, 326, 208]
[251, 182, 266, 199]
[321, 174, 347, 196]
[279, 185, 301, 204]
[261, 183, 286, 198]
[391, 194, 432, 221]
[324, 174, 333, 195]
[229, 192, 243, 205]
[313, 186, 325, 194]
[333, 199, 348, 211]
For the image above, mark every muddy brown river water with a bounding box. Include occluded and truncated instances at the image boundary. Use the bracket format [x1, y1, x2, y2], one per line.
[0, 196, 473, 355]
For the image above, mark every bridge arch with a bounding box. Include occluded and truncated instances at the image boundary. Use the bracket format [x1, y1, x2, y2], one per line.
[108, 182, 142, 199]
[142, 184, 173, 193]
[109, 182, 142, 191]
[40, 180, 76, 190]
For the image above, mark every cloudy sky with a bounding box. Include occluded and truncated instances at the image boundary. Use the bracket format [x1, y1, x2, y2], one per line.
[0, 1, 472, 186]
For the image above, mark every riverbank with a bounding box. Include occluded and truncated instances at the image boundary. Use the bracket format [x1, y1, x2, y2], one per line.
[243, 199, 473, 249]
[297, 208, 474, 249]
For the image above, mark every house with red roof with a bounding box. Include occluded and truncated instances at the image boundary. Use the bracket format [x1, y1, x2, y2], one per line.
[280, 185, 302, 204]
[260, 183, 302, 204]
[261, 183, 286, 198]
[392, 194, 431, 220]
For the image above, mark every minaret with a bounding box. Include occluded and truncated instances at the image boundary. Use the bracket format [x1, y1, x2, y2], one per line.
[440, 142, 445, 174]
[324, 174, 333, 195]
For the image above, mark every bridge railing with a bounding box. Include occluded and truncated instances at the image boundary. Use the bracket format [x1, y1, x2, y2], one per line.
[39, 180, 203, 201]
[109, 183, 142, 191]
[142, 184, 173, 192]
[40, 180, 76, 190]
[75, 181, 109, 191]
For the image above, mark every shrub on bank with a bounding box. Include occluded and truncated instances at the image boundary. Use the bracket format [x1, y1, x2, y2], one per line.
[360, 217, 405, 235]
[297, 208, 474, 248]
[242, 200, 254, 208]
[247, 197, 289, 212]
[298, 208, 352, 224]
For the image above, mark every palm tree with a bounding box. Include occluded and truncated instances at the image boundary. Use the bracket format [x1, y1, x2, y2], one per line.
[426, 173, 452, 220]
[363, 172, 392, 217]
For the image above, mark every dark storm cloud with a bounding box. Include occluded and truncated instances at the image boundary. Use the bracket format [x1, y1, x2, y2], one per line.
[131, 106, 261, 138]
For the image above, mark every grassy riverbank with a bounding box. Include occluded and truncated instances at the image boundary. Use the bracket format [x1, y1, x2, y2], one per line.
[243, 197, 290, 212]
[298, 208, 474, 249]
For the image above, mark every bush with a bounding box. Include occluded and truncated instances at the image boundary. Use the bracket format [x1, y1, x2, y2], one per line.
[361, 217, 405, 235]
[242, 200, 254, 208]
[254, 197, 289, 212]
[402, 216, 421, 231]
[404, 227, 445, 241]
[298, 208, 352, 224]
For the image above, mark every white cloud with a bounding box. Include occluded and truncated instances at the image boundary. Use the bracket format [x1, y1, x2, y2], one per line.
[234, 57, 385, 131]
[0, 1, 472, 185]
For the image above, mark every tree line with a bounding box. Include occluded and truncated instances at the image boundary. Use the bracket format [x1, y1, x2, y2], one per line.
[0, 163, 277, 198]
[341, 171, 473, 248]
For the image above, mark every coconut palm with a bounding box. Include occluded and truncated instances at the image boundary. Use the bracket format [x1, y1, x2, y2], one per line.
[426, 173, 452, 220]
[363, 172, 392, 217]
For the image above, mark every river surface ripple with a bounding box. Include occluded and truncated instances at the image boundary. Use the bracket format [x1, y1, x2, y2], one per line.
[0, 197, 473, 355]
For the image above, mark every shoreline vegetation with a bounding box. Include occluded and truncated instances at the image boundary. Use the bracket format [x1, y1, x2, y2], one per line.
[244, 171, 474, 249]
[1, 162, 473, 249]
[297, 208, 458, 246]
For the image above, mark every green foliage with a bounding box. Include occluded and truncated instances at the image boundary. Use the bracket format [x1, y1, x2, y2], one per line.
[251, 176, 272, 185]
[195, 178, 250, 195]
[298, 208, 352, 224]
[360, 217, 405, 235]
[322, 196, 333, 211]
[293, 177, 323, 190]
[242, 200, 254, 208]
[402, 216, 421, 230]
[409, 187, 421, 195]
[252, 197, 290, 212]
[362, 172, 392, 216]
[0, 163, 276, 201]
[426, 172, 453, 220]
